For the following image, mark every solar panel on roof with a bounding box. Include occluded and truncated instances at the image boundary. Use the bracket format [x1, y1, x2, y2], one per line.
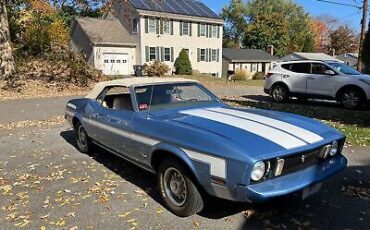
[129, 0, 220, 19]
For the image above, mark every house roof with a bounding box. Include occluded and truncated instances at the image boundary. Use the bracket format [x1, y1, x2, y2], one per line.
[284, 52, 342, 62]
[222, 48, 278, 62]
[86, 78, 199, 99]
[74, 17, 136, 47]
[128, 0, 220, 19]
[337, 53, 359, 59]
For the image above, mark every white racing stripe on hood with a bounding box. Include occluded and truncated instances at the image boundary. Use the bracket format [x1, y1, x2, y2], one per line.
[181, 109, 307, 149]
[208, 108, 323, 144]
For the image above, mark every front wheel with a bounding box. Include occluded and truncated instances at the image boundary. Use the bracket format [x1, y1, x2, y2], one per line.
[339, 89, 363, 109]
[158, 159, 204, 217]
[271, 85, 289, 102]
[75, 122, 94, 154]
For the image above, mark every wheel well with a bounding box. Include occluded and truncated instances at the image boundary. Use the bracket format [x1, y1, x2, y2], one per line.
[270, 82, 289, 94]
[72, 117, 81, 129]
[336, 85, 366, 100]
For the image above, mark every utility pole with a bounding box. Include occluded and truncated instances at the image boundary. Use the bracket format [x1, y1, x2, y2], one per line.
[357, 0, 368, 71]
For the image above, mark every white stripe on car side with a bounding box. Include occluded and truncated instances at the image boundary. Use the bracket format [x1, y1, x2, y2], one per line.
[180, 109, 307, 149]
[208, 108, 324, 144]
[182, 149, 227, 179]
[81, 117, 228, 178]
[81, 117, 160, 146]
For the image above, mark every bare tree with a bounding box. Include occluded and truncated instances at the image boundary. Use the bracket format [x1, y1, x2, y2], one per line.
[0, 0, 15, 80]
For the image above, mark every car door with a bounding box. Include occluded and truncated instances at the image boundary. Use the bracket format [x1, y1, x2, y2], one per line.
[281, 63, 310, 95]
[306, 63, 337, 98]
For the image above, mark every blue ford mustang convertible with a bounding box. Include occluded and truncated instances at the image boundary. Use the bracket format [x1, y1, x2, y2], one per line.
[65, 78, 347, 217]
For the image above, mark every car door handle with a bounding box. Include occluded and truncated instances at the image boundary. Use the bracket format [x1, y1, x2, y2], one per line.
[308, 77, 315, 80]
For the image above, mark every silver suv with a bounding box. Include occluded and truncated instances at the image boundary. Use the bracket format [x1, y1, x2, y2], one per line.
[264, 60, 370, 109]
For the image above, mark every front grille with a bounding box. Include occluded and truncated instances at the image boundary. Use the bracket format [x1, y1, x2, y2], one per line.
[280, 148, 321, 176]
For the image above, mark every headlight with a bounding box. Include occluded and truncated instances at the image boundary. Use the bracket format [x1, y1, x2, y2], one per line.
[251, 161, 266, 181]
[330, 141, 339, 156]
[360, 79, 370, 85]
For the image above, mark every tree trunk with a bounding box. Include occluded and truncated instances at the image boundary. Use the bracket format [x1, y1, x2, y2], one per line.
[0, 0, 15, 80]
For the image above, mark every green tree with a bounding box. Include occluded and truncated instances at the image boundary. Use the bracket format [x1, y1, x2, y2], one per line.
[242, 0, 315, 56]
[174, 49, 192, 75]
[244, 13, 289, 57]
[220, 0, 246, 47]
[330, 25, 358, 55]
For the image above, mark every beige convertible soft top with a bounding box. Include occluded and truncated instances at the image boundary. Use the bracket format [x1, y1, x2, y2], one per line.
[86, 77, 199, 99]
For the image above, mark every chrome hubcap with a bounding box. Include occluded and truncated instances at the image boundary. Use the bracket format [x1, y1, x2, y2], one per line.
[272, 87, 286, 101]
[78, 126, 88, 148]
[343, 91, 360, 108]
[163, 167, 187, 207]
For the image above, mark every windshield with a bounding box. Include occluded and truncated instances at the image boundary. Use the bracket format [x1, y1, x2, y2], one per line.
[135, 83, 220, 111]
[327, 62, 361, 75]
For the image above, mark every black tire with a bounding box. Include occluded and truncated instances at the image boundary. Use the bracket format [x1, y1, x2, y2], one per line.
[75, 122, 93, 154]
[271, 84, 289, 103]
[158, 158, 204, 217]
[339, 88, 364, 109]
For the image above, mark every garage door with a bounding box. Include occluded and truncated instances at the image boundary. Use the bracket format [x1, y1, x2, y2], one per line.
[102, 53, 130, 75]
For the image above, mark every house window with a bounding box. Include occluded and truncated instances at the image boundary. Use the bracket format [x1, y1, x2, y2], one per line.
[104, 59, 109, 63]
[116, 60, 121, 63]
[149, 18, 156, 33]
[164, 48, 171, 61]
[110, 60, 115, 63]
[149, 47, 156, 61]
[132, 18, 138, 34]
[123, 60, 127, 63]
[200, 49, 206, 62]
[182, 22, 190, 35]
[200, 24, 206, 36]
[163, 20, 170, 34]
[211, 49, 217, 62]
[251, 63, 257, 72]
[212, 25, 218, 37]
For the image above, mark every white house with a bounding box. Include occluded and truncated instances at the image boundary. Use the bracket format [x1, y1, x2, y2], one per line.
[70, 0, 224, 77]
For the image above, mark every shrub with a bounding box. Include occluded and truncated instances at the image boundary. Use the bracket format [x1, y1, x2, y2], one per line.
[230, 68, 253, 81]
[252, 72, 265, 80]
[143, 60, 170, 77]
[174, 49, 192, 75]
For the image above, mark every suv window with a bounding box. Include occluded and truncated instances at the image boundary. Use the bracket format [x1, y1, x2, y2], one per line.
[290, 63, 311, 74]
[311, 63, 331, 75]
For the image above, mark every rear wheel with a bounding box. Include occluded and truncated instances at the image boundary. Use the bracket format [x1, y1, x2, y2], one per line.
[158, 159, 204, 217]
[75, 122, 93, 154]
[339, 89, 364, 109]
[271, 85, 289, 102]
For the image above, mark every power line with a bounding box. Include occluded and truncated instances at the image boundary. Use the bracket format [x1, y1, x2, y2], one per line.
[314, 0, 363, 9]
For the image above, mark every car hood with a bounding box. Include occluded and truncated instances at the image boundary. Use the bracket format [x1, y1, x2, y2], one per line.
[161, 106, 343, 158]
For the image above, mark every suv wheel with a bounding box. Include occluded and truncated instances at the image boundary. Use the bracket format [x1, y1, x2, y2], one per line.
[158, 159, 204, 217]
[271, 85, 289, 102]
[75, 122, 93, 153]
[339, 89, 363, 109]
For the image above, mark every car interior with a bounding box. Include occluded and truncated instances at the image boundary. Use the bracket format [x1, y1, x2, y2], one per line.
[101, 86, 133, 111]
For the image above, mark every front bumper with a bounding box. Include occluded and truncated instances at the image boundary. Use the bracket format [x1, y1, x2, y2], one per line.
[235, 155, 347, 202]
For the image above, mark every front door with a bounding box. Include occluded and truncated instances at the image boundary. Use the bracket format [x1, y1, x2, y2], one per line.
[306, 63, 337, 97]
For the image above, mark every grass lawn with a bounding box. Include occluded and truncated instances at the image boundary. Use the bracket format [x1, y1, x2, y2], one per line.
[224, 96, 370, 147]
[165, 74, 265, 88]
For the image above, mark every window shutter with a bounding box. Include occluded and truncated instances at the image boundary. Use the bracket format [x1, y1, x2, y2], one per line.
[170, 20, 174, 35]
[180, 21, 183, 36]
[206, 25, 209, 38]
[145, 46, 149, 62]
[161, 47, 164, 62]
[205, 48, 208, 62]
[189, 22, 192, 36]
[160, 19, 164, 35]
[209, 49, 212, 62]
[156, 46, 160, 61]
[217, 26, 220, 38]
[145, 17, 149, 33]
[197, 48, 200, 62]
[171, 47, 174, 62]
[197, 23, 200, 37]
[217, 49, 220, 62]
[156, 18, 160, 34]
[209, 25, 212, 38]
